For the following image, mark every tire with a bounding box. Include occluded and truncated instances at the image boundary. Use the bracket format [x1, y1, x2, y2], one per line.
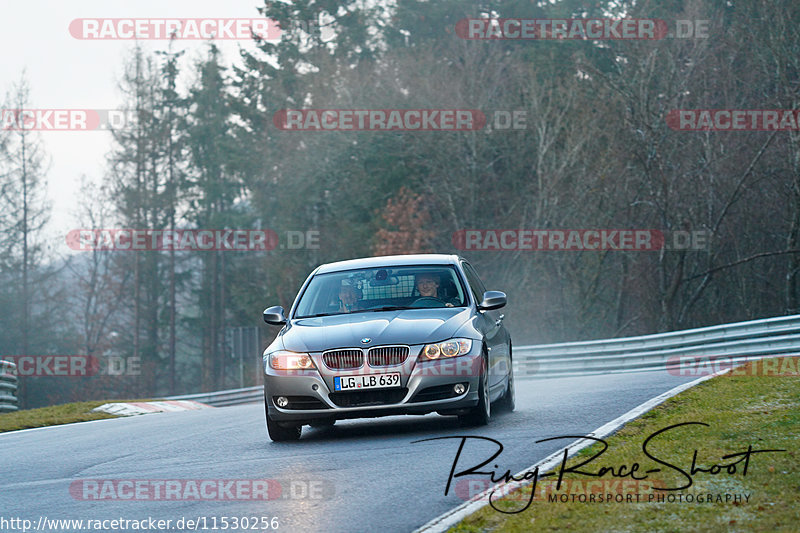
[264, 388, 301, 442]
[459, 356, 490, 427]
[497, 353, 515, 413]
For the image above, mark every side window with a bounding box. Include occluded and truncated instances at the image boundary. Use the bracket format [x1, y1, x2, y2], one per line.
[461, 262, 487, 303]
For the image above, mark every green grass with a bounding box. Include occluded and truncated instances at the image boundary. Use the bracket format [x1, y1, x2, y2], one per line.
[0, 400, 123, 433]
[451, 357, 800, 533]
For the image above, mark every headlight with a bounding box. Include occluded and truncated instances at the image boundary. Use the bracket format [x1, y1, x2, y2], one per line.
[419, 338, 472, 361]
[268, 350, 317, 370]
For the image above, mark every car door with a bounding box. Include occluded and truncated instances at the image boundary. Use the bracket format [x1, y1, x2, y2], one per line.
[461, 261, 509, 390]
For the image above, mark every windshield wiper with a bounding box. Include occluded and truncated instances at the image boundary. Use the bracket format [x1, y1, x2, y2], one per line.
[359, 306, 409, 313]
[298, 312, 337, 318]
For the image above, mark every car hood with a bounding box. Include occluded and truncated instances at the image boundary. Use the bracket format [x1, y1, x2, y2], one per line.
[280, 308, 474, 352]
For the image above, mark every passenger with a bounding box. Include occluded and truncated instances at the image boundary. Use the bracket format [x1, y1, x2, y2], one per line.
[338, 283, 362, 313]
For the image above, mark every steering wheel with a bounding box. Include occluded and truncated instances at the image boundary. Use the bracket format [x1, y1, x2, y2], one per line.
[410, 296, 446, 308]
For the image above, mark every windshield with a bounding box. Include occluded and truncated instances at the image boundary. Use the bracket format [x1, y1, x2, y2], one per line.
[294, 265, 468, 318]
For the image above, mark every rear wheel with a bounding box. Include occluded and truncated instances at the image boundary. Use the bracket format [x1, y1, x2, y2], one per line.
[459, 356, 490, 426]
[264, 388, 301, 442]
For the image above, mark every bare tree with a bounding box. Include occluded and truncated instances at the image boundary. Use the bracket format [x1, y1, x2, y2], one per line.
[0, 74, 51, 407]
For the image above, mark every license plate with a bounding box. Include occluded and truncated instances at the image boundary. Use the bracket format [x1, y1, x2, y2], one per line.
[334, 373, 401, 391]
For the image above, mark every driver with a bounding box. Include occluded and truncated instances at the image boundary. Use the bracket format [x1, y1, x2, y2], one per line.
[338, 283, 362, 313]
[414, 273, 455, 307]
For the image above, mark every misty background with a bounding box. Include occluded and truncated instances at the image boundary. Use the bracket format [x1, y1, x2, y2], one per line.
[2, 0, 799, 408]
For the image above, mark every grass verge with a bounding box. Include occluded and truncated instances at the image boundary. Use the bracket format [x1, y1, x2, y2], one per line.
[451, 357, 800, 533]
[0, 401, 122, 433]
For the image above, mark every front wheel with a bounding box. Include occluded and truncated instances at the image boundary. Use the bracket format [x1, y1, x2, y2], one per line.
[459, 357, 490, 426]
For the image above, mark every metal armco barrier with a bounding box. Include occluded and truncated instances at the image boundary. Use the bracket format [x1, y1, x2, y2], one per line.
[164, 314, 800, 405]
[513, 314, 800, 378]
[0, 360, 19, 413]
[164, 385, 262, 407]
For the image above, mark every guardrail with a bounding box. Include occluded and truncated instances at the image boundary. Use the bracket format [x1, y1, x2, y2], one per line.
[513, 314, 800, 378]
[164, 385, 262, 407]
[0, 360, 19, 413]
[164, 314, 800, 406]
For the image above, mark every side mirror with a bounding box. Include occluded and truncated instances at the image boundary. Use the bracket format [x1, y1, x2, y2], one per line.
[263, 305, 287, 325]
[478, 291, 506, 311]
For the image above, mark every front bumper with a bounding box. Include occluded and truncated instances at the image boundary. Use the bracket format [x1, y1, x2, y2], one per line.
[263, 345, 483, 423]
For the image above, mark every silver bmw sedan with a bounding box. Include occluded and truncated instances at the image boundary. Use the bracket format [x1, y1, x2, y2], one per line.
[261, 254, 513, 441]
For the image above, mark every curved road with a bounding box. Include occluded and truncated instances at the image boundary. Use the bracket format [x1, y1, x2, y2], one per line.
[1, 371, 698, 532]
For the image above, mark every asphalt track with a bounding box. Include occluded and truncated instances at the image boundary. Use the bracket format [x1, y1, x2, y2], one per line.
[0, 370, 699, 532]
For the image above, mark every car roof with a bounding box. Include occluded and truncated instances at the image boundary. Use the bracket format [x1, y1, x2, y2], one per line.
[315, 254, 462, 274]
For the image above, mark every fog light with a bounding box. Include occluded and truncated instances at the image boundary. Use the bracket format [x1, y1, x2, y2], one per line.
[453, 383, 466, 395]
[276, 396, 289, 408]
